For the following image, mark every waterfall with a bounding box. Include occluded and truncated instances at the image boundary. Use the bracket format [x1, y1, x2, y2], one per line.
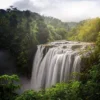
[31, 41, 93, 90]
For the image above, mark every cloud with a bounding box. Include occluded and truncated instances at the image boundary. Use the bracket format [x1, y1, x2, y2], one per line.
[13, 0, 100, 22]
[13, 0, 40, 12]
[0, 0, 18, 9]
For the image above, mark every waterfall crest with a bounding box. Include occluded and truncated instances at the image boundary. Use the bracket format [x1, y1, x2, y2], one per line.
[31, 41, 93, 90]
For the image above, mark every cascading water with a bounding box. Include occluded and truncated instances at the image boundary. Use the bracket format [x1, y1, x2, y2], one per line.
[31, 40, 94, 91]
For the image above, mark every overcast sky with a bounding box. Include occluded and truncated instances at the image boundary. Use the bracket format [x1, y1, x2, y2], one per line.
[0, 0, 100, 22]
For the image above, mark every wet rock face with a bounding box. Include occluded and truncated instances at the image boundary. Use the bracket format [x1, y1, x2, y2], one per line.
[0, 50, 16, 75]
[31, 40, 94, 91]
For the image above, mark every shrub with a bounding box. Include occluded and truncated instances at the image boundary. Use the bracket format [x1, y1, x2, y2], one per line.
[0, 75, 20, 100]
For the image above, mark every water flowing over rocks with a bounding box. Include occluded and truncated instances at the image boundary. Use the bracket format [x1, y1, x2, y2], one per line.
[31, 40, 94, 91]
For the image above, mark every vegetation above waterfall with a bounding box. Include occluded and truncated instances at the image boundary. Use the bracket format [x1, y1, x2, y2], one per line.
[68, 18, 100, 42]
[43, 16, 77, 41]
[1, 7, 100, 100]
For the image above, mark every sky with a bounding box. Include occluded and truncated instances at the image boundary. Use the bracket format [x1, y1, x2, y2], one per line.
[0, 0, 100, 22]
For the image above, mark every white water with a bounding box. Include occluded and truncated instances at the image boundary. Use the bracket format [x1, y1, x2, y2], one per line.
[31, 40, 93, 90]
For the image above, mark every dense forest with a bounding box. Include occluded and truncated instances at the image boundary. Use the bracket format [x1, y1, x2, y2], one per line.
[43, 16, 77, 41]
[68, 18, 100, 42]
[0, 7, 100, 100]
[0, 7, 71, 77]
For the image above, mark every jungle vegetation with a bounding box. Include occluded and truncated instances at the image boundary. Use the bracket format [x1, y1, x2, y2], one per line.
[0, 7, 100, 100]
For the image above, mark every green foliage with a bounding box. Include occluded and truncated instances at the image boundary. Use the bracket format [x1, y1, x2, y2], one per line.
[0, 75, 20, 100]
[16, 90, 42, 100]
[16, 82, 81, 100]
[68, 18, 100, 42]
[1, 64, 100, 100]
[79, 64, 100, 100]
[43, 17, 69, 41]
[0, 7, 49, 76]
[96, 32, 100, 58]
[44, 82, 81, 100]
